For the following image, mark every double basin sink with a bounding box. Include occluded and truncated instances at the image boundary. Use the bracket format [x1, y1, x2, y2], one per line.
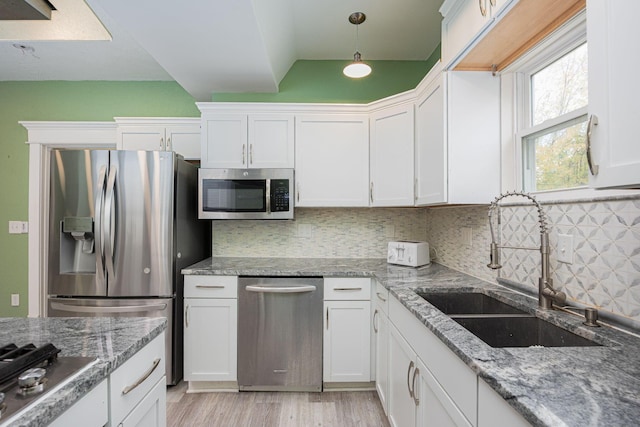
[417, 291, 600, 348]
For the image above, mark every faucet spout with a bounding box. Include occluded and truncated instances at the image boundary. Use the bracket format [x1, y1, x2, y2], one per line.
[487, 191, 563, 310]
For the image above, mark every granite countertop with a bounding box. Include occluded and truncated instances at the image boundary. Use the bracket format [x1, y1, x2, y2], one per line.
[185, 257, 640, 427]
[0, 317, 166, 427]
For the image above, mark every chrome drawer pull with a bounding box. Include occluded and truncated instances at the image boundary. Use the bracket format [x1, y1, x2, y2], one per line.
[376, 292, 387, 302]
[122, 358, 161, 395]
[333, 287, 363, 291]
[195, 285, 225, 289]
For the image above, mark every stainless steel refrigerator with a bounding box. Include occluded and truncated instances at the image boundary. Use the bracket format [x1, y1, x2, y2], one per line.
[47, 149, 209, 385]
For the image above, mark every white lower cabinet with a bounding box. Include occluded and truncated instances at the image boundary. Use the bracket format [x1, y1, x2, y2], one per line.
[183, 276, 238, 388]
[478, 379, 530, 427]
[386, 295, 476, 427]
[373, 281, 390, 414]
[49, 379, 108, 427]
[323, 278, 372, 384]
[110, 332, 167, 427]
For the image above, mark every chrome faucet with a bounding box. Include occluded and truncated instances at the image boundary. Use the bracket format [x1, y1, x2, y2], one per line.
[487, 191, 566, 310]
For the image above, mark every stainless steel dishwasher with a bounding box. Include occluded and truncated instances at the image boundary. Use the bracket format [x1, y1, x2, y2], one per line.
[238, 276, 323, 392]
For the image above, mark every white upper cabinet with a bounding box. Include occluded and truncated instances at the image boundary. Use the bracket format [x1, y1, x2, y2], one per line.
[295, 114, 369, 207]
[440, 0, 514, 68]
[197, 104, 294, 169]
[587, 0, 640, 189]
[115, 118, 200, 160]
[369, 102, 415, 207]
[414, 63, 500, 206]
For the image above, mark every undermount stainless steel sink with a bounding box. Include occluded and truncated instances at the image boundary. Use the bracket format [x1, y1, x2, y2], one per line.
[418, 291, 601, 348]
[417, 291, 529, 315]
[453, 316, 601, 348]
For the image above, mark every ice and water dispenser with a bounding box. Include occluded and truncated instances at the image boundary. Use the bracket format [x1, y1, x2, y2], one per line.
[59, 216, 95, 274]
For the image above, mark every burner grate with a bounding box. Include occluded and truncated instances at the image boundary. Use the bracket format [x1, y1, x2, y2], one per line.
[0, 343, 61, 385]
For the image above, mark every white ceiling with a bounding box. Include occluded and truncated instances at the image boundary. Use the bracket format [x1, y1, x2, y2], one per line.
[0, 0, 443, 101]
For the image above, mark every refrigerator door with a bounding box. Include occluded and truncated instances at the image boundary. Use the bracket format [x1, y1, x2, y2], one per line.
[47, 297, 179, 385]
[105, 151, 175, 297]
[48, 150, 110, 297]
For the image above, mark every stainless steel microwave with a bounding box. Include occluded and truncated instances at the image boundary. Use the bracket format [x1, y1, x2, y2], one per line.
[198, 168, 294, 220]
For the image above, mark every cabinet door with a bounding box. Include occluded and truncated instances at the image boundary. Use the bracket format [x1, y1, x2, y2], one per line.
[446, 71, 500, 203]
[120, 376, 167, 427]
[415, 358, 471, 427]
[388, 323, 417, 427]
[374, 304, 390, 415]
[118, 126, 166, 151]
[587, 0, 640, 188]
[295, 115, 369, 207]
[166, 125, 200, 160]
[323, 300, 371, 383]
[478, 379, 529, 427]
[248, 115, 294, 168]
[370, 104, 415, 207]
[184, 298, 237, 381]
[415, 67, 446, 205]
[201, 114, 247, 168]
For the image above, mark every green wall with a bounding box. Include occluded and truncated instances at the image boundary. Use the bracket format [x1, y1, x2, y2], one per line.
[0, 81, 199, 317]
[0, 49, 440, 317]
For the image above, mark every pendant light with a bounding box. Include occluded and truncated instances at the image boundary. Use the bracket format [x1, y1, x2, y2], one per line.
[343, 12, 371, 78]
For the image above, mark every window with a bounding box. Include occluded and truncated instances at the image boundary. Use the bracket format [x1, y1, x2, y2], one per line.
[520, 43, 588, 192]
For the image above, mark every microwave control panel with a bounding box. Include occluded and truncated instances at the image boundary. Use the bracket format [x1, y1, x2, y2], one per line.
[270, 180, 290, 212]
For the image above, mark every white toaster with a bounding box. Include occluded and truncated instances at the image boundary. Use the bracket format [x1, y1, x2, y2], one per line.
[387, 241, 430, 267]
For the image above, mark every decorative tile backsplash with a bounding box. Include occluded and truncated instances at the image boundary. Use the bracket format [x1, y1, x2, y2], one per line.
[211, 207, 427, 259]
[425, 197, 640, 327]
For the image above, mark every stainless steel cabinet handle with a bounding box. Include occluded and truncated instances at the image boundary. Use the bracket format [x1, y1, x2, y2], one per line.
[586, 114, 599, 175]
[160, 137, 164, 149]
[296, 182, 300, 203]
[185, 304, 189, 328]
[479, 0, 487, 16]
[195, 285, 225, 289]
[333, 287, 362, 291]
[490, 0, 496, 6]
[166, 137, 171, 151]
[122, 358, 161, 395]
[370, 182, 374, 203]
[326, 307, 329, 330]
[376, 292, 387, 302]
[373, 309, 379, 333]
[250, 144, 253, 164]
[242, 144, 246, 165]
[407, 361, 415, 398]
[245, 285, 316, 293]
[412, 367, 420, 406]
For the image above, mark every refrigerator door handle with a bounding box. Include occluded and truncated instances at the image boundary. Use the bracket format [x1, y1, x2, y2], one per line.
[95, 165, 107, 289]
[104, 166, 117, 281]
[50, 301, 168, 313]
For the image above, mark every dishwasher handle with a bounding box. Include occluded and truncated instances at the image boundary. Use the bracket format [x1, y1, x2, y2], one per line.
[245, 285, 317, 293]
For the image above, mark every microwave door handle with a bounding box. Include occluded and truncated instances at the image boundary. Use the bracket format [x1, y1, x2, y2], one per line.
[104, 166, 117, 281]
[95, 165, 107, 289]
[265, 179, 271, 215]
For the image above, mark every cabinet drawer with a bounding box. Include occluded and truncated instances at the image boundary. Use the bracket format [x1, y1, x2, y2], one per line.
[373, 280, 389, 313]
[110, 333, 165, 427]
[324, 278, 371, 300]
[184, 275, 237, 298]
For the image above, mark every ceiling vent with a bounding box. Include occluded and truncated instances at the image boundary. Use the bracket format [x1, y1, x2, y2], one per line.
[0, 0, 56, 20]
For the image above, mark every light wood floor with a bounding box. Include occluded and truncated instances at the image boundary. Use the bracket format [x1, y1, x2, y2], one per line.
[167, 382, 390, 427]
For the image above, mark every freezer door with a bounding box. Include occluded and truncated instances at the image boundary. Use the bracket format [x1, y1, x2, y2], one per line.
[48, 150, 110, 297]
[105, 151, 175, 297]
[47, 297, 179, 385]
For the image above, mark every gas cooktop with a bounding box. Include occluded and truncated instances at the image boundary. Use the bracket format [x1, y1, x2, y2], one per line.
[0, 343, 96, 423]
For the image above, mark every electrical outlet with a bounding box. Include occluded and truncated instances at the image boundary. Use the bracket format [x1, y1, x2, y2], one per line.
[461, 227, 473, 247]
[11, 294, 19, 307]
[557, 234, 574, 264]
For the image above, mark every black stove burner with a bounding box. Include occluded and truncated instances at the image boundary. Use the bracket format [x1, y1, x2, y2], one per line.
[0, 343, 61, 385]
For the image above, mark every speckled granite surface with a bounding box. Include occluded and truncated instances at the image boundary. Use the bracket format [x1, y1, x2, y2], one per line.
[185, 257, 640, 427]
[0, 317, 166, 427]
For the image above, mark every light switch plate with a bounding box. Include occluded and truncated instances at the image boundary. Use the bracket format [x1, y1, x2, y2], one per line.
[557, 234, 574, 264]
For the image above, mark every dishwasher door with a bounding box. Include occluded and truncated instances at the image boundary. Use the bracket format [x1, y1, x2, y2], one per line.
[238, 276, 323, 392]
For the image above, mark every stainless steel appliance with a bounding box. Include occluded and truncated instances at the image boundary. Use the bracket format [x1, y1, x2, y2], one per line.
[47, 150, 209, 385]
[237, 277, 323, 392]
[198, 168, 294, 220]
[0, 342, 96, 422]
